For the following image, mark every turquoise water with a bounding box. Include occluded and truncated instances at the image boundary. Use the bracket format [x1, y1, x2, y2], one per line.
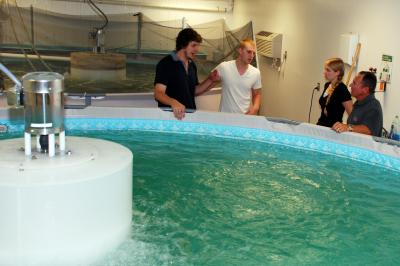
[2, 129, 400, 265]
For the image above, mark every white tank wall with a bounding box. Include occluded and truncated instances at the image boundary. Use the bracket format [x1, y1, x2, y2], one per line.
[0, 136, 133, 265]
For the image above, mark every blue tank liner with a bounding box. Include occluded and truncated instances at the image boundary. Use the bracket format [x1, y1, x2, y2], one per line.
[1, 116, 399, 172]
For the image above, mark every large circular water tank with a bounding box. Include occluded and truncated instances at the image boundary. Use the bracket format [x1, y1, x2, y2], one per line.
[70, 52, 126, 81]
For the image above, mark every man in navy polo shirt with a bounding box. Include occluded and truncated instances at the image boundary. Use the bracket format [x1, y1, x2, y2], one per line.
[154, 28, 217, 120]
[332, 71, 383, 136]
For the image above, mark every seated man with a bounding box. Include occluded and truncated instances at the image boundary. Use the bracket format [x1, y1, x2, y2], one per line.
[332, 71, 383, 136]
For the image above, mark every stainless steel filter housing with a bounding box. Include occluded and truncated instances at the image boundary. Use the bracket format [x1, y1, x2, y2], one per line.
[22, 72, 64, 135]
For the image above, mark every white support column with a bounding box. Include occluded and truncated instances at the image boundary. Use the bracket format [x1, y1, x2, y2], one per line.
[48, 133, 55, 157]
[59, 131, 65, 152]
[24, 132, 31, 156]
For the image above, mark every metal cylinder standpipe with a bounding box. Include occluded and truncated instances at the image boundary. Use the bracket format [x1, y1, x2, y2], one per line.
[22, 72, 64, 135]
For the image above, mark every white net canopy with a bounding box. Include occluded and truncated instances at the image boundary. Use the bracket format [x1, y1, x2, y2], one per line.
[0, 2, 254, 93]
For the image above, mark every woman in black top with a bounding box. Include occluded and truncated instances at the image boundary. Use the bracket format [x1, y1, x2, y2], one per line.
[317, 58, 353, 127]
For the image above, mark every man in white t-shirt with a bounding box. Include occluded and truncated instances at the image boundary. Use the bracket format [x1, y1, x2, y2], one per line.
[200, 38, 262, 115]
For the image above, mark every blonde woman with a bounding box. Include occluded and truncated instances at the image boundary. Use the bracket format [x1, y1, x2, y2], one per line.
[317, 58, 353, 127]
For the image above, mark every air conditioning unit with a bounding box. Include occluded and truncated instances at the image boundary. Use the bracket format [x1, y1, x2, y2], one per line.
[255, 31, 283, 58]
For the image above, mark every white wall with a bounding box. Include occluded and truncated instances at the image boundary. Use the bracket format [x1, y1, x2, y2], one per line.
[232, 0, 400, 129]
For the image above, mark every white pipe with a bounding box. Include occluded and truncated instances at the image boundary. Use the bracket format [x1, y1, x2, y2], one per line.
[49, 134, 55, 157]
[59, 131, 65, 151]
[36, 135, 41, 152]
[0, 53, 70, 62]
[24, 132, 31, 156]
[0, 63, 21, 88]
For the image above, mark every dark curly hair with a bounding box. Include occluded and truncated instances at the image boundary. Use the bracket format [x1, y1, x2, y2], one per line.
[176, 28, 202, 51]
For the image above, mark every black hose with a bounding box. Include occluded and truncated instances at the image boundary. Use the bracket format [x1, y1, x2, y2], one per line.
[87, 0, 108, 30]
[0, 72, 4, 92]
[308, 83, 320, 123]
